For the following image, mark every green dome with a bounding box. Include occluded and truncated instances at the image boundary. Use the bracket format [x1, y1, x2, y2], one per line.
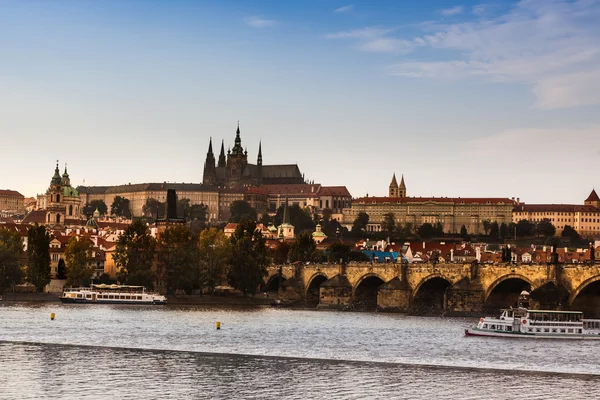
[63, 186, 79, 197]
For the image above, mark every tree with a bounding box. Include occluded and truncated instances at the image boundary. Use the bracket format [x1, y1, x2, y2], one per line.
[143, 198, 164, 219]
[536, 218, 556, 237]
[88, 200, 108, 216]
[229, 200, 257, 223]
[227, 220, 268, 295]
[351, 212, 369, 235]
[111, 196, 132, 218]
[271, 241, 291, 264]
[482, 220, 491, 235]
[0, 228, 24, 294]
[158, 225, 198, 294]
[113, 219, 156, 288]
[64, 237, 94, 287]
[289, 232, 318, 262]
[417, 223, 435, 239]
[26, 224, 51, 292]
[56, 258, 67, 279]
[516, 219, 535, 237]
[500, 223, 508, 240]
[383, 213, 396, 234]
[197, 228, 231, 292]
[398, 222, 414, 238]
[434, 222, 444, 237]
[327, 242, 352, 263]
[96, 273, 116, 285]
[561, 225, 581, 243]
[460, 225, 469, 240]
[489, 222, 500, 239]
[177, 198, 191, 220]
[189, 203, 208, 222]
[274, 204, 315, 232]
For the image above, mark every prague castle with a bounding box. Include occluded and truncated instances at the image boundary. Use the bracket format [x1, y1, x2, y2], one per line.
[202, 123, 304, 188]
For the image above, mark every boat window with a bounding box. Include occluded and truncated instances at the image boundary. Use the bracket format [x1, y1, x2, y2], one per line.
[506, 326, 512, 331]
[536, 328, 541, 332]
[560, 329, 566, 333]
[568, 329, 573, 333]
[86, 294, 91, 299]
[544, 328, 550, 333]
[528, 328, 533, 332]
[137, 296, 142, 300]
[125, 296, 131, 300]
[552, 329, 557, 333]
[578, 329, 582, 333]
[109, 295, 114, 299]
[490, 325, 495, 330]
[483, 324, 488, 329]
[77, 294, 82, 298]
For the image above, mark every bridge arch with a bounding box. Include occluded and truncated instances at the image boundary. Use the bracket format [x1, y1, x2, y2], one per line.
[305, 273, 328, 305]
[411, 274, 453, 314]
[353, 273, 386, 310]
[484, 274, 534, 303]
[569, 274, 600, 307]
[265, 274, 287, 292]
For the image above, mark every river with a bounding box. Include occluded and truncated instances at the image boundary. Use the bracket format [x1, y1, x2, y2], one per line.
[1, 303, 599, 399]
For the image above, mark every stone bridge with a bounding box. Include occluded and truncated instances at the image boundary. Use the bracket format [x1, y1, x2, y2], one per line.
[263, 262, 600, 316]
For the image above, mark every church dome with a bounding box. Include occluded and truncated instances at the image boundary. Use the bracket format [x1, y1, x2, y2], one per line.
[63, 186, 79, 198]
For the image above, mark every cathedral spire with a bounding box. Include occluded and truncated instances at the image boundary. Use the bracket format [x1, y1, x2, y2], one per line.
[208, 137, 214, 155]
[218, 139, 226, 167]
[257, 140, 262, 166]
[203, 137, 217, 185]
[231, 121, 244, 155]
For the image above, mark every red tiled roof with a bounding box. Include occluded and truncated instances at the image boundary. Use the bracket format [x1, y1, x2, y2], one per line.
[317, 186, 352, 197]
[21, 210, 47, 224]
[514, 204, 599, 213]
[354, 196, 514, 205]
[0, 189, 24, 197]
[585, 189, 600, 202]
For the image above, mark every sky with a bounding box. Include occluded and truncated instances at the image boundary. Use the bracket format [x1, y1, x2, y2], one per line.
[1, 0, 599, 204]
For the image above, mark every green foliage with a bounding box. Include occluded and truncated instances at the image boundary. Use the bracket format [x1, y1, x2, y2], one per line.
[516, 219, 535, 237]
[189, 203, 208, 222]
[500, 223, 508, 239]
[383, 213, 396, 234]
[271, 241, 291, 264]
[96, 273, 116, 285]
[289, 232, 318, 262]
[227, 220, 268, 295]
[114, 219, 156, 288]
[397, 222, 414, 238]
[351, 212, 369, 235]
[319, 208, 341, 238]
[561, 225, 581, 243]
[229, 200, 257, 223]
[0, 228, 24, 294]
[64, 237, 94, 287]
[259, 211, 273, 226]
[417, 223, 436, 239]
[83, 200, 108, 217]
[197, 228, 231, 292]
[482, 220, 491, 235]
[327, 242, 352, 263]
[56, 258, 67, 280]
[111, 196, 132, 218]
[489, 222, 500, 239]
[26, 224, 51, 292]
[460, 225, 469, 241]
[274, 204, 315, 232]
[158, 225, 198, 294]
[177, 198, 191, 220]
[536, 218, 556, 237]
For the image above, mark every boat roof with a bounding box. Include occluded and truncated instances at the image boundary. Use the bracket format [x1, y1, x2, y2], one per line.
[91, 284, 145, 289]
[527, 310, 583, 314]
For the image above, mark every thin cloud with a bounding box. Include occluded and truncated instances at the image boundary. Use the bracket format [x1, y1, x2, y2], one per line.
[244, 16, 278, 28]
[440, 6, 464, 16]
[472, 4, 487, 15]
[334, 5, 353, 13]
[370, 0, 600, 109]
[325, 27, 396, 40]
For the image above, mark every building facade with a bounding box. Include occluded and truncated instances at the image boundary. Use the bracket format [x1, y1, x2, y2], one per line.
[342, 174, 514, 234]
[0, 189, 24, 212]
[39, 163, 82, 228]
[202, 123, 305, 188]
[512, 190, 600, 235]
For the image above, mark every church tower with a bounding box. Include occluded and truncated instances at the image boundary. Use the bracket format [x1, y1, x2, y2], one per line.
[218, 140, 226, 168]
[257, 140, 263, 167]
[203, 138, 217, 185]
[585, 189, 600, 210]
[389, 173, 398, 198]
[399, 174, 406, 198]
[46, 161, 65, 227]
[226, 123, 249, 187]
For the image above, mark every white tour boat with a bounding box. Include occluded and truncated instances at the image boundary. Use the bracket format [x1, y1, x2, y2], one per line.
[60, 284, 167, 305]
[465, 307, 600, 339]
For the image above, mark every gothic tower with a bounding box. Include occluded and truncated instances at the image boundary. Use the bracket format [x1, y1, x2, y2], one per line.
[389, 173, 398, 198]
[218, 140, 226, 168]
[257, 140, 263, 167]
[203, 138, 217, 185]
[226, 123, 249, 187]
[46, 161, 65, 227]
[399, 174, 406, 198]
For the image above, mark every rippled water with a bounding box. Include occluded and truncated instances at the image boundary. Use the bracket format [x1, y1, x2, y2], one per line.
[1, 303, 600, 399]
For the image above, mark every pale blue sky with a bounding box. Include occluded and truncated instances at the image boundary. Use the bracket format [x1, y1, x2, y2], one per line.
[1, 0, 599, 203]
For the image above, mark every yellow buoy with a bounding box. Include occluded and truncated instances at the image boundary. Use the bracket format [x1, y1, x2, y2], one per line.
[216, 321, 221, 330]
[50, 313, 55, 320]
